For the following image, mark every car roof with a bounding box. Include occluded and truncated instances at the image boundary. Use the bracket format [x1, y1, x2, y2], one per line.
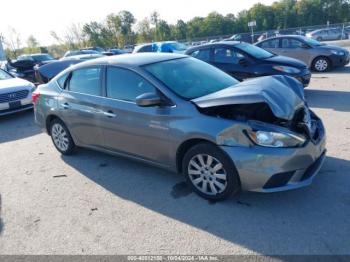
[73, 53, 187, 68]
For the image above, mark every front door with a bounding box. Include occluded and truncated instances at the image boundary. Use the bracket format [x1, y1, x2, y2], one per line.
[211, 46, 252, 80]
[99, 66, 172, 164]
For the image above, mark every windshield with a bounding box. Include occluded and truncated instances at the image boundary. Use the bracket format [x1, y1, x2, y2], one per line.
[0, 69, 13, 80]
[144, 57, 239, 100]
[302, 37, 323, 46]
[235, 43, 274, 59]
[32, 54, 54, 62]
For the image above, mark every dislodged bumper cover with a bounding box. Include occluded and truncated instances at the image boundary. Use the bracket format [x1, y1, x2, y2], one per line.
[192, 75, 305, 121]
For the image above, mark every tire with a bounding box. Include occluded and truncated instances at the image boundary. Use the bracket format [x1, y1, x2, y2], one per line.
[49, 118, 75, 155]
[182, 143, 240, 201]
[312, 56, 331, 72]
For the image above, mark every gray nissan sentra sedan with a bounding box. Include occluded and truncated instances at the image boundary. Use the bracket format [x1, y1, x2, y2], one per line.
[33, 53, 326, 201]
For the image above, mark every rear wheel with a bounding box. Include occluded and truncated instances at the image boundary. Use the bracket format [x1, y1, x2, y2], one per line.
[183, 143, 240, 201]
[312, 57, 331, 72]
[50, 118, 75, 155]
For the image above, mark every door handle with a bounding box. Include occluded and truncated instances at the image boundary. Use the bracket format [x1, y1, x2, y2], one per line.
[103, 111, 117, 118]
[61, 103, 71, 109]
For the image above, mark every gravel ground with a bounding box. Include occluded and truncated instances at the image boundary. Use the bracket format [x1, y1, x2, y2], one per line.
[0, 66, 349, 255]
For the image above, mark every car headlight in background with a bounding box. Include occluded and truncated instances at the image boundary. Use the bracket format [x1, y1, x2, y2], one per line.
[331, 50, 345, 56]
[273, 66, 301, 74]
[246, 130, 306, 148]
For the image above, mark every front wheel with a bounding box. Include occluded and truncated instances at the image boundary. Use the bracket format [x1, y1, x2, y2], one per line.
[183, 143, 240, 201]
[50, 118, 75, 155]
[312, 57, 331, 72]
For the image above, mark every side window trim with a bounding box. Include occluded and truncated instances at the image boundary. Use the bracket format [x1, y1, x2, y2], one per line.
[66, 65, 103, 97]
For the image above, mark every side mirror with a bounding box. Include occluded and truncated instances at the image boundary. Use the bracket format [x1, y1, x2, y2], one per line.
[136, 92, 162, 107]
[301, 43, 310, 49]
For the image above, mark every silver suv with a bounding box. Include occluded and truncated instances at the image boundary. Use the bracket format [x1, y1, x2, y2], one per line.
[33, 54, 326, 200]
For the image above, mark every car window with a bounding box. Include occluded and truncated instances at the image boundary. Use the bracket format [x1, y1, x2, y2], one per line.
[57, 73, 69, 89]
[138, 45, 153, 52]
[214, 47, 237, 63]
[68, 67, 101, 96]
[281, 39, 303, 48]
[106, 67, 155, 102]
[190, 49, 210, 62]
[260, 39, 280, 48]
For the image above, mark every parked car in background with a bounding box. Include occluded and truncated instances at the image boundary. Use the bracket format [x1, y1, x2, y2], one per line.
[123, 45, 135, 53]
[256, 35, 350, 72]
[186, 41, 311, 87]
[0, 68, 35, 115]
[153, 41, 188, 53]
[133, 43, 154, 53]
[306, 28, 347, 41]
[81, 47, 105, 53]
[62, 50, 101, 58]
[33, 53, 326, 200]
[225, 33, 260, 44]
[133, 41, 188, 54]
[36, 52, 105, 84]
[257, 31, 280, 42]
[107, 48, 126, 55]
[6, 53, 56, 83]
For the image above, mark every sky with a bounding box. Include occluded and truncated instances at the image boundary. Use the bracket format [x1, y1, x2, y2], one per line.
[0, 0, 275, 47]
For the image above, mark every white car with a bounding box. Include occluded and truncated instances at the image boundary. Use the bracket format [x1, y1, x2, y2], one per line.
[0, 69, 35, 116]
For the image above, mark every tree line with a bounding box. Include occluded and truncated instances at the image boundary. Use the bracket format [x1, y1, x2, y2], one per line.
[3, 0, 350, 58]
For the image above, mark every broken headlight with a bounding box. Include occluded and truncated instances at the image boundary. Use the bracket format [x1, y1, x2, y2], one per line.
[246, 130, 306, 148]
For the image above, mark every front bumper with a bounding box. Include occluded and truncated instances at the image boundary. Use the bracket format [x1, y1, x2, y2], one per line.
[0, 97, 33, 116]
[221, 119, 326, 192]
[329, 53, 350, 67]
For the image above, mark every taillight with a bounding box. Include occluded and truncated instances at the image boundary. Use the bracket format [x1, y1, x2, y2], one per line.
[32, 92, 40, 104]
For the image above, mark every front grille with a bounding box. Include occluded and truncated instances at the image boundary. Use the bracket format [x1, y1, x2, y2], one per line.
[0, 90, 29, 103]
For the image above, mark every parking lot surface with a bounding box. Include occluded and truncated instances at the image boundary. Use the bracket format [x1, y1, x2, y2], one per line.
[0, 66, 349, 255]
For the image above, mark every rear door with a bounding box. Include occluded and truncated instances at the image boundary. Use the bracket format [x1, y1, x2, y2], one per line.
[99, 66, 172, 164]
[258, 38, 281, 55]
[57, 66, 106, 147]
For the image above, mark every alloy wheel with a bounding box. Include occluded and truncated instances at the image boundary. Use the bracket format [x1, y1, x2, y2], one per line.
[315, 59, 328, 72]
[51, 123, 69, 152]
[188, 154, 227, 195]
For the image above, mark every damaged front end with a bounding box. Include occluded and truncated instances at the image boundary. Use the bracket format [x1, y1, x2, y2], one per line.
[192, 75, 322, 147]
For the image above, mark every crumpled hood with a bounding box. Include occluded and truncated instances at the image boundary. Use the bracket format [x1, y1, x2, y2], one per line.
[0, 77, 33, 93]
[192, 75, 305, 121]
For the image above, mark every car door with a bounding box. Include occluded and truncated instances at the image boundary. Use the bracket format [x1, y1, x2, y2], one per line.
[280, 38, 310, 64]
[57, 66, 106, 147]
[211, 46, 252, 80]
[99, 66, 172, 164]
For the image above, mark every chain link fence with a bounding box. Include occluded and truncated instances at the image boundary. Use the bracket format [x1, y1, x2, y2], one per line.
[179, 22, 350, 46]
